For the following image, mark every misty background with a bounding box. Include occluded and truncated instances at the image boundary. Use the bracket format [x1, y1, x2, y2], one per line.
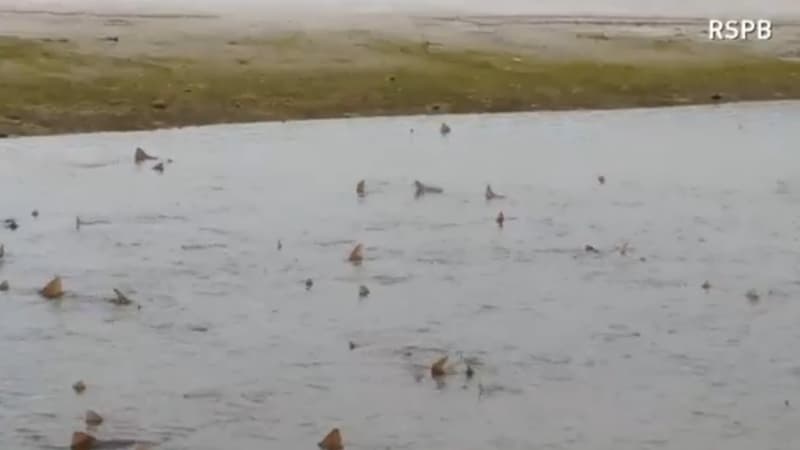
[0, 0, 798, 18]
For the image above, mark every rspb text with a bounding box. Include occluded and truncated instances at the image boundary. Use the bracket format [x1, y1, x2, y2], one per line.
[708, 19, 773, 40]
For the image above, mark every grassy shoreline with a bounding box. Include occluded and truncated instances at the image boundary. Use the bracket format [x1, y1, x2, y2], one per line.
[1, 33, 800, 137]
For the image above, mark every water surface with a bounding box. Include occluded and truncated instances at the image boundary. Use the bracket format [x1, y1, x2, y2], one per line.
[1, 101, 800, 450]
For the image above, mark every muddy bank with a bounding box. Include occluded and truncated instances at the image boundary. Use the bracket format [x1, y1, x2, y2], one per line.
[1, 11, 799, 136]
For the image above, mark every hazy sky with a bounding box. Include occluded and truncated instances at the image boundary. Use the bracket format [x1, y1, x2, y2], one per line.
[1, 0, 797, 18]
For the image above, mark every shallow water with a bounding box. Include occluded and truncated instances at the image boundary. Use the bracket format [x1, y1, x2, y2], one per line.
[2, 101, 800, 450]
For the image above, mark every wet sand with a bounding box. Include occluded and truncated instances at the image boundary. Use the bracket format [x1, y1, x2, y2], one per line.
[1, 9, 800, 136]
[2, 101, 800, 449]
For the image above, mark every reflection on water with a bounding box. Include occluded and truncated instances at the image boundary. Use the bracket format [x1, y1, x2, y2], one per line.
[1, 101, 800, 450]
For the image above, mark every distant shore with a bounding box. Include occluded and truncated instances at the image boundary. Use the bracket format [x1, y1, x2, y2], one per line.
[1, 9, 800, 137]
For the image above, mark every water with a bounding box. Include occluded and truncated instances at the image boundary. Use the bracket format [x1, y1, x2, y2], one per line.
[1, 0, 798, 18]
[1, 101, 800, 450]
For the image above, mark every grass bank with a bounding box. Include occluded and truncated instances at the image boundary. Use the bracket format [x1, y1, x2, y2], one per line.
[1, 33, 799, 137]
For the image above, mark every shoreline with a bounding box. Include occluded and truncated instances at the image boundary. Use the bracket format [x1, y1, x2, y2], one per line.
[4, 99, 798, 141]
[1, 10, 799, 138]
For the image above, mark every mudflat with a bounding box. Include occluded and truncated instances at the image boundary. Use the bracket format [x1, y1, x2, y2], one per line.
[1, 9, 799, 136]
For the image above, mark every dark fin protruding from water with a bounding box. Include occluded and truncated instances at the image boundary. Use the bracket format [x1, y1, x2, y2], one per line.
[356, 180, 366, 198]
[134, 147, 157, 164]
[486, 184, 506, 200]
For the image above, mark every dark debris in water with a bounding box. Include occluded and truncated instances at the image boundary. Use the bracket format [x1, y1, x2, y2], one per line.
[477, 383, 523, 399]
[371, 274, 412, 286]
[72, 380, 86, 394]
[181, 243, 227, 251]
[182, 389, 222, 400]
[315, 239, 356, 248]
[4, 218, 18, 231]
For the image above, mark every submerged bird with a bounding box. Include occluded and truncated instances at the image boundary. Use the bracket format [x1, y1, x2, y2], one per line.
[485, 184, 506, 200]
[0, 281, 8, 291]
[31, 209, 39, 218]
[134, 147, 157, 164]
[305, 278, 314, 290]
[496, 211, 505, 227]
[277, 240, 282, 251]
[746, 289, 760, 303]
[358, 285, 370, 298]
[4, 218, 18, 231]
[701, 280, 711, 291]
[152, 162, 164, 173]
[440, 122, 451, 136]
[0, 244, 4, 258]
[356, 180, 366, 198]
[598, 175, 606, 185]
[414, 180, 443, 198]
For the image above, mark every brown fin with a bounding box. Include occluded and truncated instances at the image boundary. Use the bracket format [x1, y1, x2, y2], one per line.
[348, 243, 363, 264]
[85, 410, 103, 426]
[40, 276, 64, 299]
[71, 431, 96, 450]
[318, 428, 343, 450]
[431, 356, 448, 378]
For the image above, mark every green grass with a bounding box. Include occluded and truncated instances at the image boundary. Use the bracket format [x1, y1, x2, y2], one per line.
[1, 34, 799, 136]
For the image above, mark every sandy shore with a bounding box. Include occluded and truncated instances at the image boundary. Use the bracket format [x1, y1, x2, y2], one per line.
[1, 9, 800, 136]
